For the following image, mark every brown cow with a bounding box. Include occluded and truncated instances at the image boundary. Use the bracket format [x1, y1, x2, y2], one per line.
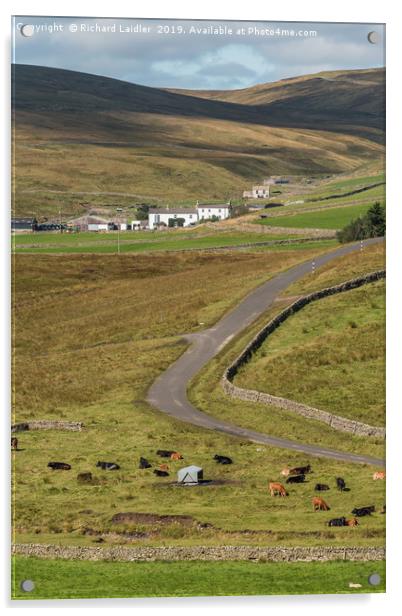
[373, 471, 385, 480]
[269, 482, 288, 497]
[170, 452, 183, 461]
[345, 517, 359, 527]
[312, 497, 330, 511]
[11, 437, 18, 451]
[159, 463, 169, 471]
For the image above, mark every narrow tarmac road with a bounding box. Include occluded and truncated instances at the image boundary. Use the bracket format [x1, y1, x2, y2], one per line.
[147, 238, 385, 467]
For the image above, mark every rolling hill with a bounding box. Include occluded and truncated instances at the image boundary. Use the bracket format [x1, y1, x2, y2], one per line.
[12, 65, 385, 218]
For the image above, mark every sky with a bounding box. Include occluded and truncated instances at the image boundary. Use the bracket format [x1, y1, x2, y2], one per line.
[12, 17, 385, 90]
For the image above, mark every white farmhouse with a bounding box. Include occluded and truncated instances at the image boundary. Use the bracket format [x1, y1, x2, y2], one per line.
[196, 202, 231, 221]
[254, 185, 270, 198]
[148, 208, 197, 230]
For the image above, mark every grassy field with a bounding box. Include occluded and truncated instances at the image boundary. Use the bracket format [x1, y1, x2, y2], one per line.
[12, 229, 310, 255]
[12, 245, 385, 551]
[256, 203, 374, 230]
[12, 557, 385, 599]
[234, 280, 385, 426]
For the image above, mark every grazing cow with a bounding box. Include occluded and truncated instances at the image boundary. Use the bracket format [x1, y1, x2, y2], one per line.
[11, 437, 18, 451]
[139, 457, 152, 469]
[286, 474, 305, 484]
[373, 471, 386, 480]
[213, 454, 233, 465]
[170, 452, 183, 461]
[48, 462, 71, 471]
[292, 464, 311, 475]
[77, 472, 93, 483]
[315, 483, 330, 491]
[336, 477, 346, 491]
[328, 517, 347, 527]
[96, 461, 120, 471]
[156, 449, 175, 458]
[351, 506, 375, 517]
[312, 497, 330, 511]
[154, 469, 169, 477]
[268, 482, 288, 497]
[282, 464, 311, 477]
[345, 517, 359, 527]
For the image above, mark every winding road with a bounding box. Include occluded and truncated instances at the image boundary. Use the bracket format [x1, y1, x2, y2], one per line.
[147, 238, 385, 467]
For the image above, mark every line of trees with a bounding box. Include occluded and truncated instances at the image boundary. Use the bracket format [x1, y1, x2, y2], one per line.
[337, 202, 385, 243]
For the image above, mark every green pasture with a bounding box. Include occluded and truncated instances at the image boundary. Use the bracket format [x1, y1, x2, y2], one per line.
[12, 557, 385, 599]
[256, 203, 374, 230]
[235, 280, 385, 426]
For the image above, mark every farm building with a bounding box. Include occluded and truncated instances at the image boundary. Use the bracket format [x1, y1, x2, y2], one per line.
[243, 184, 269, 199]
[177, 465, 203, 485]
[148, 208, 197, 230]
[243, 185, 270, 199]
[11, 217, 37, 232]
[67, 215, 128, 232]
[196, 203, 231, 221]
[131, 220, 147, 230]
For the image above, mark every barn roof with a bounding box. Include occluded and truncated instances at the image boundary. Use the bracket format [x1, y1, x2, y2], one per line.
[12, 217, 36, 223]
[197, 203, 231, 208]
[149, 208, 196, 215]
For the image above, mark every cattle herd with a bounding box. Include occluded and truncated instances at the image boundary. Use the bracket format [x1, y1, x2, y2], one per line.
[12, 437, 384, 528]
[12, 440, 233, 481]
[268, 464, 385, 527]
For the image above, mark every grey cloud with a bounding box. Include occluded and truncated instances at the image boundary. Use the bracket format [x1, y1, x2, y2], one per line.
[13, 17, 385, 89]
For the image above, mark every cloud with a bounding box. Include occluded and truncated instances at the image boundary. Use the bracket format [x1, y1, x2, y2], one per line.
[13, 17, 385, 89]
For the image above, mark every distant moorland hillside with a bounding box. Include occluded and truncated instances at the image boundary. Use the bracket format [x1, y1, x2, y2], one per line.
[12, 65, 385, 218]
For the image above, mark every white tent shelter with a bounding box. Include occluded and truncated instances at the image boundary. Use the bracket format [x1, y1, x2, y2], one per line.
[177, 465, 203, 485]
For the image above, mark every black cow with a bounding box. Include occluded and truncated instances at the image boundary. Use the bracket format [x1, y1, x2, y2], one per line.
[286, 474, 305, 484]
[96, 461, 120, 470]
[213, 455, 233, 465]
[328, 517, 346, 527]
[153, 469, 169, 477]
[156, 450, 175, 458]
[351, 506, 375, 517]
[336, 477, 346, 491]
[139, 457, 152, 469]
[48, 462, 71, 470]
[290, 464, 311, 475]
[315, 483, 330, 491]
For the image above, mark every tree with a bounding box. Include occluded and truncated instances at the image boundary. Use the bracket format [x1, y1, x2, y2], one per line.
[337, 202, 385, 243]
[135, 204, 151, 220]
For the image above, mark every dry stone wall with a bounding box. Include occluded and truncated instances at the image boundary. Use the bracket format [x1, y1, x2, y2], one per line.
[222, 271, 386, 438]
[11, 420, 83, 432]
[12, 543, 385, 562]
